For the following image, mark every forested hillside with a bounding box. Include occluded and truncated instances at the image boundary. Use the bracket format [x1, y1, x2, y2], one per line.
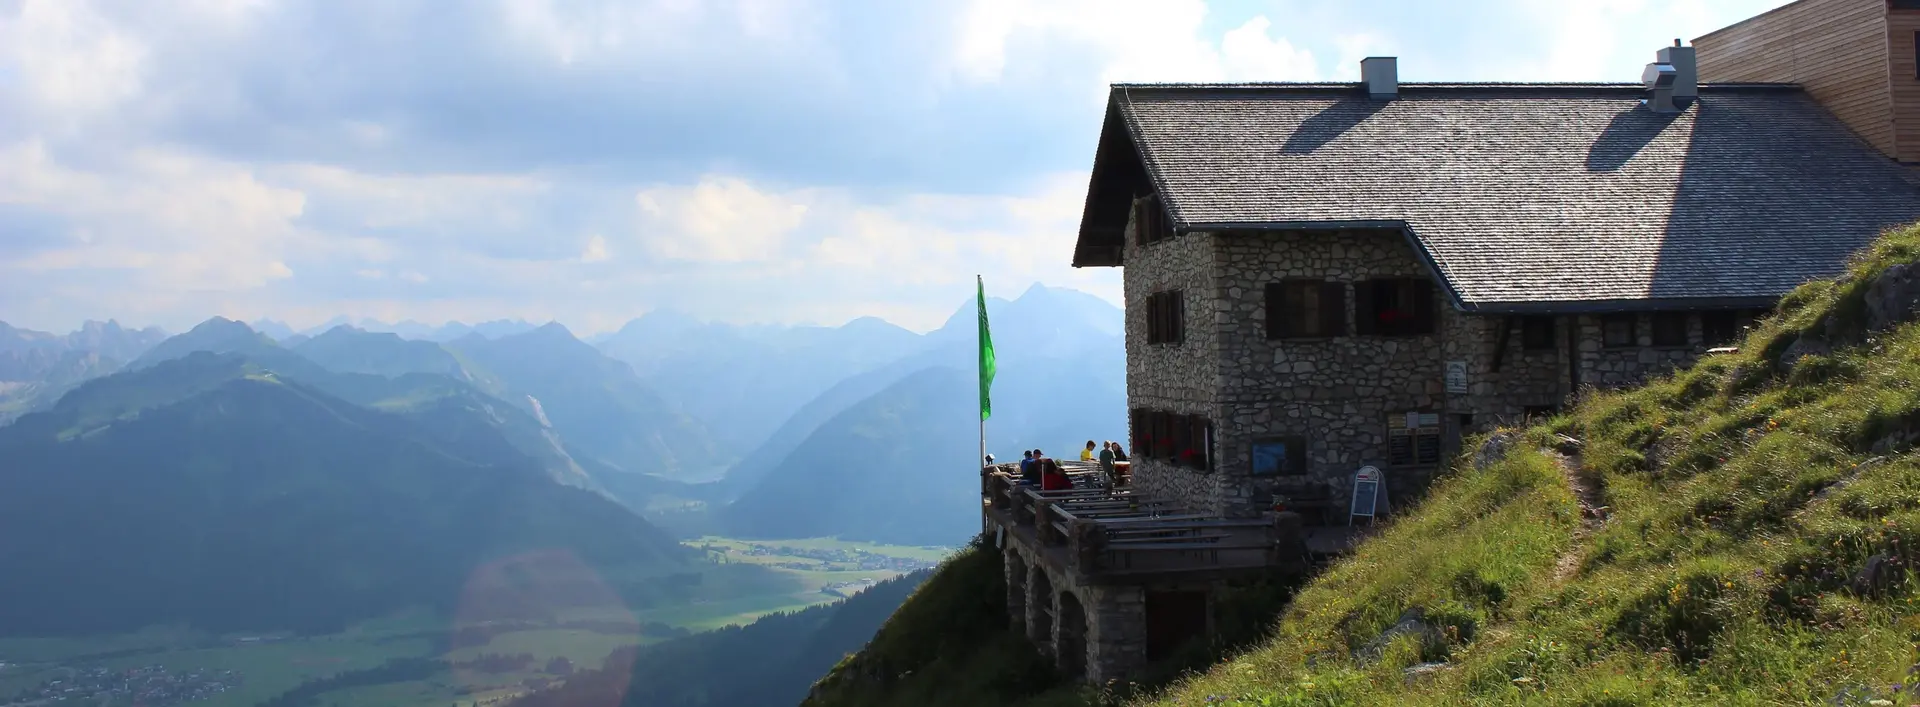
[506, 569, 933, 707]
[0, 350, 789, 636]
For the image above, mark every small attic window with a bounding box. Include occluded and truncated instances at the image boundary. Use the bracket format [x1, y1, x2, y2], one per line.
[1133, 194, 1174, 246]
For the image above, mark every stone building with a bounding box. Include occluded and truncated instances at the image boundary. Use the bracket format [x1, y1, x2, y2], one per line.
[987, 17, 1920, 687]
[1070, 47, 1920, 519]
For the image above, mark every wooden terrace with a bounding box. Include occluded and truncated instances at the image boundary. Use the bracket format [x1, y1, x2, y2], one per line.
[981, 462, 1315, 584]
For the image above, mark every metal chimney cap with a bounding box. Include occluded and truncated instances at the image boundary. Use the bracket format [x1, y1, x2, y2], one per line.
[1642, 62, 1677, 90]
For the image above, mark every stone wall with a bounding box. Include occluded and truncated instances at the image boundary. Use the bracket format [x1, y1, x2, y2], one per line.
[1440, 313, 1574, 430]
[1209, 229, 1448, 515]
[1121, 196, 1222, 513]
[1121, 222, 1750, 518]
[1574, 313, 1703, 389]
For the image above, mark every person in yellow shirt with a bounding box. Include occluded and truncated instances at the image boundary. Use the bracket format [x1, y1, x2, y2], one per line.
[1080, 440, 1096, 462]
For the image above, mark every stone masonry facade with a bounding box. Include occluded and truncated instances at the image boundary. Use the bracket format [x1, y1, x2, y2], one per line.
[1002, 541, 1147, 683]
[1121, 213, 1756, 518]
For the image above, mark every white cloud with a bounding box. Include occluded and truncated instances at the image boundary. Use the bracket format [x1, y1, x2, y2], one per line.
[636, 176, 811, 263]
[0, 0, 147, 116]
[580, 234, 611, 263]
[951, 1, 1339, 91]
[0, 140, 306, 293]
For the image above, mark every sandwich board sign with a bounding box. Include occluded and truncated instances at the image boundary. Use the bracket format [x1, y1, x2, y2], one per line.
[1349, 466, 1385, 526]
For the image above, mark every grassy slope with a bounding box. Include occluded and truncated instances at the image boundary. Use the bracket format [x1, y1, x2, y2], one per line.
[1153, 229, 1920, 705]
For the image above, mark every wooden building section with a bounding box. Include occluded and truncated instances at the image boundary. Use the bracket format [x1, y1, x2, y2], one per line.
[1693, 0, 1916, 162]
[1888, 5, 1920, 161]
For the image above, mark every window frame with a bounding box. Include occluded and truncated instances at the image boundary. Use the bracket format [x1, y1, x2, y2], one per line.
[1133, 194, 1174, 247]
[1357, 278, 1436, 337]
[1650, 312, 1690, 348]
[1145, 290, 1186, 345]
[1518, 315, 1556, 351]
[1265, 279, 1348, 339]
[1700, 310, 1740, 347]
[1599, 313, 1638, 349]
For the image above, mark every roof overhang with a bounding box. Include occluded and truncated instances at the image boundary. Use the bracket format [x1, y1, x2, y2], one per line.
[1459, 296, 1780, 315]
[1072, 92, 1160, 268]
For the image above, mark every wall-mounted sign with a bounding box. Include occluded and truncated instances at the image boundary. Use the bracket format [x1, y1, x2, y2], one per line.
[1445, 360, 1468, 394]
[1350, 465, 1385, 525]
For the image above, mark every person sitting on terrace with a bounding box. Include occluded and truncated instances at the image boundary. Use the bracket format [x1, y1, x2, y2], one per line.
[1017, 450, 1037, 485]
[1080, 440, 1096, 461]
[1040, 458, 1073, 491]
[1098, 440, 1115, 475]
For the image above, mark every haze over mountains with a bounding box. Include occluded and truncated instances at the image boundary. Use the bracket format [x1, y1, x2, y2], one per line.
[0, 284, 1124, 616]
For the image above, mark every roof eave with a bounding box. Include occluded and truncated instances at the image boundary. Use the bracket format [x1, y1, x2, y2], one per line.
[1460, 296, 1781, 315]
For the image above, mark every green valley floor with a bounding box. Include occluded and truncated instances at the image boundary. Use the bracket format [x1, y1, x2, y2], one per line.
[0, 537, 952, 707]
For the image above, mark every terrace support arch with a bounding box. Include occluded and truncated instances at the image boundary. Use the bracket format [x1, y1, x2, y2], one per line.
[1055, 590, 1089, 679]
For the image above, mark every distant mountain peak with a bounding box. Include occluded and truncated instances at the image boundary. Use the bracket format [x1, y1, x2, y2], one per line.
[188, 316, 256, 335]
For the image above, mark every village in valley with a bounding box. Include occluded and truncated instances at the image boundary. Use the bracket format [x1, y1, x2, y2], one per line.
[0, 664, 241, 706]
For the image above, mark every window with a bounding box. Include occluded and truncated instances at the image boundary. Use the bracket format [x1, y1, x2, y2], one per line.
[1250, 436, 1307, 477]
[1357, 278, 1436, 336]
[1129, 408, 1213, 469]
[1150, 410, 1174, 459]
[1650, 312, 1689, 347]
[1145, 290, 1184, 345]
[1133, 194, 1174, 246]
[1600, 314, 1637, 348]
[1519, 316, 1556, 351]
[1701, 310, 1740, 347]
[1386, 411, 1443, 466]
[1171, 415, 1214, 470]
[1265, 280, 1347, 339]
[1915, 30, 1920, 79]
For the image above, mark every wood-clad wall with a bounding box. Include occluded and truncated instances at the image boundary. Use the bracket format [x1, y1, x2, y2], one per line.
[1887, 9, 1920, 162]
[1694, 0, 1896, 159]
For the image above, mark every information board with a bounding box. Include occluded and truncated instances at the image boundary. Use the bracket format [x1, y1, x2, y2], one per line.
[1349, 466, 1384, 525]
[1445, 361, 1468, 394]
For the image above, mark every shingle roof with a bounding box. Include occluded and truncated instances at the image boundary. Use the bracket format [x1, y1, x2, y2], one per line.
[1075, 83, 1920, 312]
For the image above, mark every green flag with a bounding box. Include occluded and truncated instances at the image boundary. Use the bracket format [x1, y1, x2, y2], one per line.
[977, 275, 995, 421]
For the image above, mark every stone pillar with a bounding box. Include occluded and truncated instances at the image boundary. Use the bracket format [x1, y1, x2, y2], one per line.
[1004, 549, 1028, 631]
[1084, 585, 1147, 683]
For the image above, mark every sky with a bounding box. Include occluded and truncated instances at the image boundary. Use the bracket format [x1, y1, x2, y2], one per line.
[0, 0, 1795, 336]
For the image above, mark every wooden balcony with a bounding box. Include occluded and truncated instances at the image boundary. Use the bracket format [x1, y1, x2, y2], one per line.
[980, 464, 1313, 584]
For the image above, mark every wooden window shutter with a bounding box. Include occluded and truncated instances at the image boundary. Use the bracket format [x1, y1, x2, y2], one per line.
[1354, 281, 1377, 335]
[1409, 279, 1435, 334]
[1171, 290, 1184, 343]
[1189, 415, 1212, 470]
[1285, 437, 1307, 476]
[1319, 282, 1347, 336]
[1141, 294, 1151, 343]
[1172, 414, 1191, 466]
[1129, 408, 1144, 453]
[1132, 198, 1146, 247]
[1265, 283, 1286, 339]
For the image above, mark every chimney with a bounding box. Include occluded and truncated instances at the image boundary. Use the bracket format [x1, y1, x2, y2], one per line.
[1361, 57, 1398, 100]
[1657, 39, 1697, 101]
[1642, 39, 1696, 114]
